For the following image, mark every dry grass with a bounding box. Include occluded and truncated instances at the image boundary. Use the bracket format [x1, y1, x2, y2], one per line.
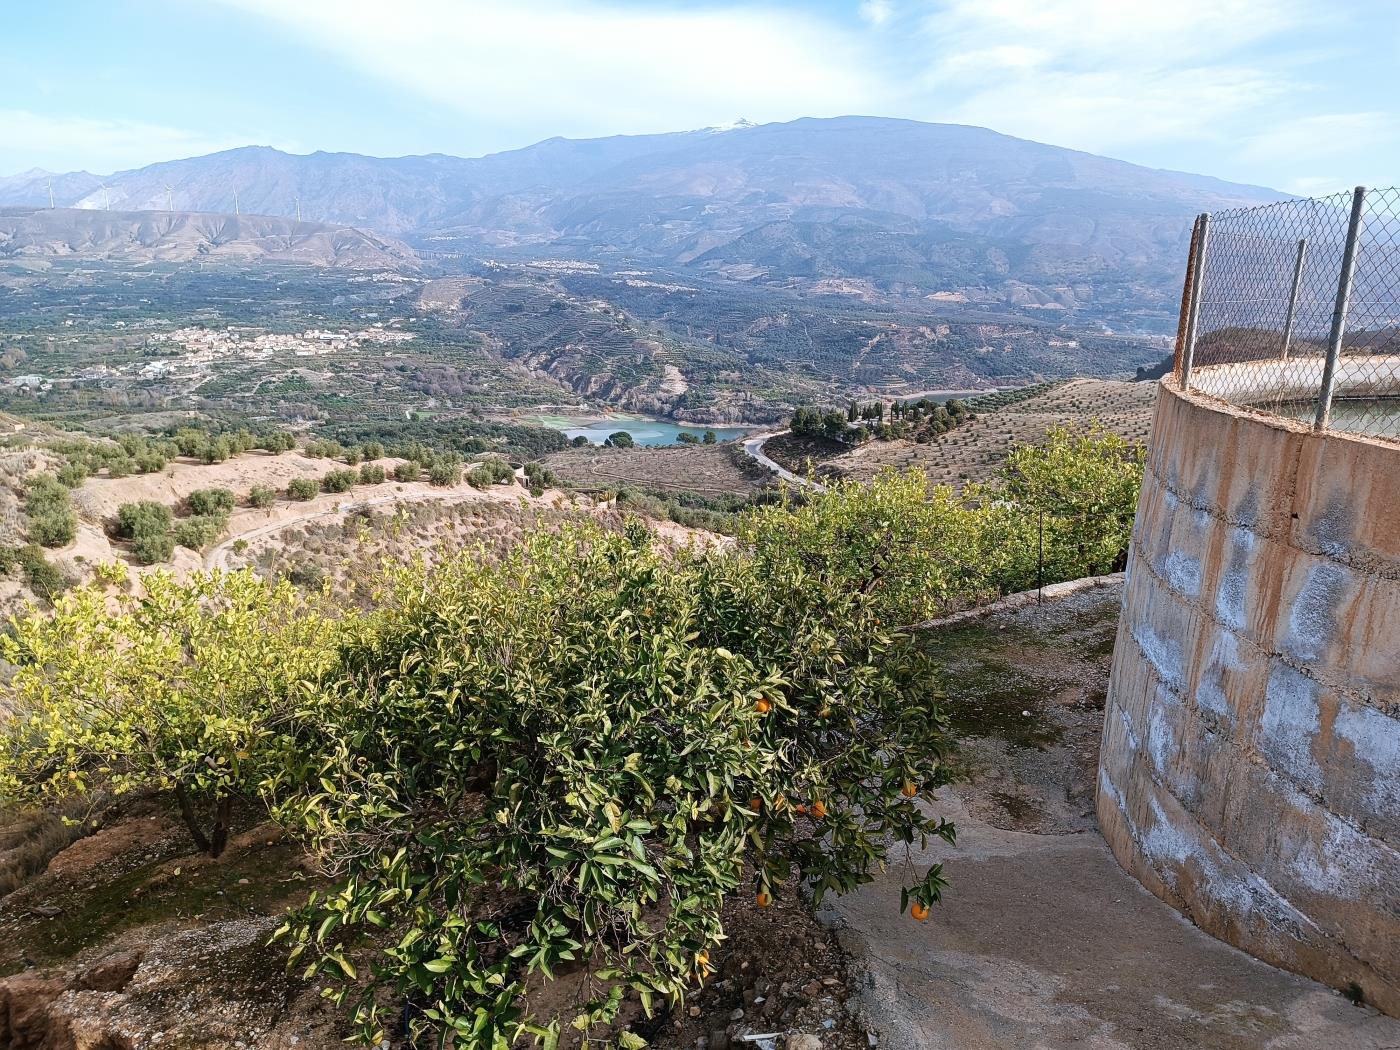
[824, 379, 1157, 488]
[0, 798, 102, 898]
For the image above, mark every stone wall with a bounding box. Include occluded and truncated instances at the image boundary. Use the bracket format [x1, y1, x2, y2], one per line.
[1098, 376, 1400, 1015]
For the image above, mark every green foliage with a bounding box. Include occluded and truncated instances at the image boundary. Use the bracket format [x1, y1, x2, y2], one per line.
[186, 488, 236, 517]
[393, 462, 421, 483]
[0, 571, 338, 857]
[466, 457, 514, 489]
[287, 478, 320, 501]
[131, 531, 176, 565]
[998, 425, 1144, 578]
[248, 485, 277, 509]
[428, 459, 463, 487]
[0, 426, 1143, 1046]
[16, 545, 67, 603]
[739, 426, 1143, 623]
[358, 463, 386, 485]
[115, 501, 173, 541]
[272, 522, 953, 1046]
[24, 476, 78, 548]
[321, 469, 359, 494]
[604, 430, 635, 448]
[172, 516, 226, 551]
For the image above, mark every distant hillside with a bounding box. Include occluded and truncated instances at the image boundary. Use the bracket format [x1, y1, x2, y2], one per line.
[0, 208, 419, 269]
[2, 116, 1288, 329]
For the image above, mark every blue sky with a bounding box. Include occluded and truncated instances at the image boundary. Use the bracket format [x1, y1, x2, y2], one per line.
[2, 0, 1397, 193]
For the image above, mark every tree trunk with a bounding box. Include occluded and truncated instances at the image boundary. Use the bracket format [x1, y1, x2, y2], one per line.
[172, 784, 235, 857]
[172, 781, 213, 855]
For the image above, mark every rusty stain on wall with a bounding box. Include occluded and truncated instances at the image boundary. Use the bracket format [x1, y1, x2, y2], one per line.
[1098, 376, 1400, 1016]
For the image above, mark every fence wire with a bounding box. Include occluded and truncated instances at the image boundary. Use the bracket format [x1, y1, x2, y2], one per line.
[1179, 185, 1400, 440]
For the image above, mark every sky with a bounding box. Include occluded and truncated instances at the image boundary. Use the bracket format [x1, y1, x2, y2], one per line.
[2, 0, 1397, 194]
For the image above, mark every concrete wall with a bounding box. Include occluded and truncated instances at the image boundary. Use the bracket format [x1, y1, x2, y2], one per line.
[1098, 377, 1400, 1015]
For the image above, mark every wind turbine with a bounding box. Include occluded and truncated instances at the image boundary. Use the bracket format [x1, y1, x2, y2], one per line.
[101, 183, 110, 210]
[164, 184, 175, 211]
[294, 196, 302, 223]
[46, 177, 54, 209]
[233, 188, 240, 216]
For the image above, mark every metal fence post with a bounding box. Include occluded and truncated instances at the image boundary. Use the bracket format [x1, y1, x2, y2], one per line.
[1315, 186, 1367, 431]
[1280, 237, 1308, 360]
[1181, 212, 1211, 391]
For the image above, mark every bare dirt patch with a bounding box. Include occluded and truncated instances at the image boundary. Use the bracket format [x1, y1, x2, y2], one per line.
[544, 444, 775, 498]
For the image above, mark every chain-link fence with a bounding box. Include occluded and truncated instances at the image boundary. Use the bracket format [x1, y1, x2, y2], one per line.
[1176, 185, 1400, 440]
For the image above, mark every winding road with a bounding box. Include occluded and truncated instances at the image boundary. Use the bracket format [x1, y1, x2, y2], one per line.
[741, 430, 826, 490]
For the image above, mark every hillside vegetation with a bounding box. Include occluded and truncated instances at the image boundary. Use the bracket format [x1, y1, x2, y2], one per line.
[0, 427, 1141, 1048]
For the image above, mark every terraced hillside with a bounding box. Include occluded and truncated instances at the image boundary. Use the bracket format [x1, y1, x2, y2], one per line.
[823, 379, 1158, 487]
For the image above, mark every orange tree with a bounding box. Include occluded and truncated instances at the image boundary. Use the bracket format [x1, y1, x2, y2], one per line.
[0, 570, 338, 856]
[270, 518, 954, 1047]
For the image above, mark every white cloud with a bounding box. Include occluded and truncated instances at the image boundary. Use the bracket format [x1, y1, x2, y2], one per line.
[0, 110, 255, 175]
[859, 0, 894, 26]
[905, 0, 1311, 156]
[210, 0, 887, 143]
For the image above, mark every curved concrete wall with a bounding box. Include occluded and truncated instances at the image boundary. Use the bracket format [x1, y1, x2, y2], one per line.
[1098, 377, 1400, 1015]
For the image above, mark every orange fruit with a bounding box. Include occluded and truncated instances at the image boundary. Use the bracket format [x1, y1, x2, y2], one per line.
[810, 800, 827, 819]
[756, 891, 772, 908]
[755, 698, 772, 714]
[901, 781, 918, 798]
[749, 797, 762, 812]
[910, 901, 930, 922]
[793, 803, 809, 815]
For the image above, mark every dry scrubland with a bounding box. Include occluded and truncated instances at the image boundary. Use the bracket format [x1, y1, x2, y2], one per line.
[220, 494, 719, 600]
[825, 379, 1156, 487]
[0, 447, 629, 618]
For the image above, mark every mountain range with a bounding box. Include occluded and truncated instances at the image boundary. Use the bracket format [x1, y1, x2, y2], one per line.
[0, 116, 1286, 331]
[0, 208, 417, 269]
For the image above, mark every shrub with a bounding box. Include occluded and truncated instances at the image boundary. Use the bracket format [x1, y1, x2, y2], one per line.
[115, 501, 173, 540]
[287, 478, 320, 501]
[571, 435, 590, 447]
[427, 460, 461, 486]
[321, 469, 359, 494]
[186, 488, 235, 517]
[604, 430, 635, 448]
[393, 462, 420, 483]
[130, 531, 175, 565]
[248, 485, 277, 509]
[360, 442, 385, 460]
[17, 545, 67, 603]
[27, 511, 76, 548]
[173, 516, 226, 551]
[358, 463, 386, 485]
[0, 571, 337, 856]
[273, 521, 954, 1046]
[25, 477, 78, 548]
[55, 462, 89, 488]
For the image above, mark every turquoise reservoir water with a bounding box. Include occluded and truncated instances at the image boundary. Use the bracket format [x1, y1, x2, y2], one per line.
[537, 414, 753, 447]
